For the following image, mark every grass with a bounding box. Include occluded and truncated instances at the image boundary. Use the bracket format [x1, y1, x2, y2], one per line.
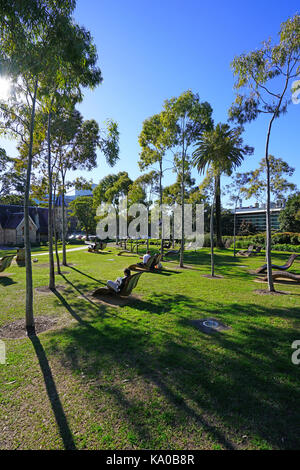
[0, 243, 84, 258]
[0, 245, 300, 450]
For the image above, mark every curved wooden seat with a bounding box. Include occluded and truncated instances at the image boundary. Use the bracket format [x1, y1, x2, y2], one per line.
[128, 253, 161, 271]
[128, 254, 156, 271]
[153, 253, 162, 269]
[88, 241, 107, 253]
[262, 271, 300, 283]
[117, 250, 132, 256]
[256, 253, 299, 274]
[237, 245, 254, 257]
[92, 272, 143, 297]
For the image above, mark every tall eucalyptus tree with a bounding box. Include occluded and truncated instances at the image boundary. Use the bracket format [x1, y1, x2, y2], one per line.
[229, 14, 300, 292]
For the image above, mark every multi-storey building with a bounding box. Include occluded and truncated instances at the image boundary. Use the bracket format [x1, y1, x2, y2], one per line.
[234, 202, 284, 232]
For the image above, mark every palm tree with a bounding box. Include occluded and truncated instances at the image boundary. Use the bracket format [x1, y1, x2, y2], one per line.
[192, 123, 253, 273]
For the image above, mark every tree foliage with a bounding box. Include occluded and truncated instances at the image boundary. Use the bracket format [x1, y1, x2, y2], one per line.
[228, 13, 300, 292]
[236, 155, 296, 203]
[193, 123, 253, 247]
[162, 90, 214, 264]
[0, 0, 109, 327]
[278, 192, 300, 232]
[69, 195, 96, 237]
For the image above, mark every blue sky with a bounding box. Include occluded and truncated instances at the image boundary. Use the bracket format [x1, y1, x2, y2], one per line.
[1, 0, 299, 206]
[72, 0, 300, 206]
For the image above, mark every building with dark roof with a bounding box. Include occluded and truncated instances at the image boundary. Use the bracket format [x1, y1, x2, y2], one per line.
[0, 204, 49, 246]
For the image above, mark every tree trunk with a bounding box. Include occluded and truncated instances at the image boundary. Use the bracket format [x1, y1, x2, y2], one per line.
[233, 199, 237, 257]
[265, 152, 275, 292]
[47, 111, 55, 290]
[53, 200, 61, 275]
[52, 174, 61, 275]
[147, 208, 150, 251]
[24, 78, 38, 334]
[172, 212, 175, 248]
[116, 206, 119, 245]
[265, 120, 275, 292]
[210, 197, 215, 277]
[215, 173, 223, 248]
[264, 76, 289, 292]
[61, 172, 67, 266]
[159, 160, 164, 259]
[179, 149, 185, 268]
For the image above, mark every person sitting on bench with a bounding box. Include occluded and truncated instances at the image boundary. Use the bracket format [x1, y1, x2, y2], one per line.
[92, 240, 104, 250]
[107, 268, 131, 293]
[137, 250, 151, 267]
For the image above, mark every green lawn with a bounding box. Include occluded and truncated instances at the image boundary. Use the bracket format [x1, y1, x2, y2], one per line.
[0, 243, 84, 258]
[0, 246, 299, 450]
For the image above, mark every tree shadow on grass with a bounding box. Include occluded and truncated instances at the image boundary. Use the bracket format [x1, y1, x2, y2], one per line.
[54, 274, 181, 314]
[51, 286, 107, 325]
[56, 271, 184, 312]
[124, 293, 196, 315]
[152, 268, 182, 275]
[179, 250, 292, 272]
[180, 301, 300, 445]
[57, 274, 106, 310]
[0, 276, 17, 286]
[46, 310, 235, 449]
[67, 265, 106, 284]
[182, 250, 242, 266]
[164, 251, 257, 276]
[45, 291, 300, 450]
[130, 269, 181, 276]
[116, 253, 139, 258]
[28, 333, 77, 450]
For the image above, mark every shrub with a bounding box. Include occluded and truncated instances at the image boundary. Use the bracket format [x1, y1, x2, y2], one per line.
[291, 234, 300, 245]
[272, 244, 300, 253]
[203, 233, 217, 247]
[223, 232, 300, 247]
[67, 239, 85, 245]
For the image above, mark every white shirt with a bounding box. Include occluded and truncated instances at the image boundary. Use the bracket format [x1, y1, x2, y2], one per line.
[143, 254, 151, 264]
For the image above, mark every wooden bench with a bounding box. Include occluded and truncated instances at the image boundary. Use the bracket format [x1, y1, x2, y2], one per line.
[87, 241, 107, 253]
[256, 253, 299, 274]
[91, 272, 143, 297]
[127, 253, 163, 272]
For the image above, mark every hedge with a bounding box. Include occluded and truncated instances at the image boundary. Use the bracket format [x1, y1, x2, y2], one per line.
[222, 232, 300, 247]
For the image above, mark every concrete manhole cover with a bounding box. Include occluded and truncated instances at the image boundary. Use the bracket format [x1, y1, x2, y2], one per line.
[190, 318, 231, 334]
[203, 320, 219, 328]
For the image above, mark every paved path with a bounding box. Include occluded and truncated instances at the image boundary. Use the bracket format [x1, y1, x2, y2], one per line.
[32, 246, 87, 257]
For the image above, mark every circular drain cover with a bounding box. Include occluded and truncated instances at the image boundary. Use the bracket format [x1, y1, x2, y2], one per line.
[203, 320, 219, 328]
[190, 318, 231, 334]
